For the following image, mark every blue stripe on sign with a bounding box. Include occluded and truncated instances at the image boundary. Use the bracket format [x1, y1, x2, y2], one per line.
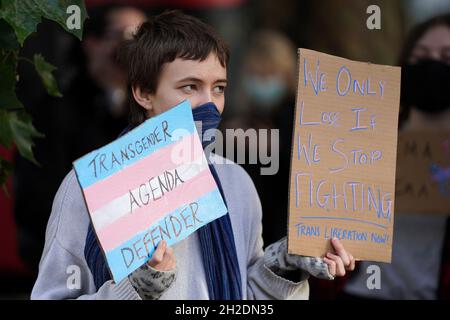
[73, 100, 195, 189]
[105, 188, 227, 283]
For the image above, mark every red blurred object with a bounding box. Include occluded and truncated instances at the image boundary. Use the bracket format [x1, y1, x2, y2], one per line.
[85, 0, 246, 9]
[0, 146, 28, 274]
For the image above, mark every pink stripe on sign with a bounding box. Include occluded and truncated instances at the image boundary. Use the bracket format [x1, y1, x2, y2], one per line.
[83, 133, 202, 213]
[98, 169, 217, 252]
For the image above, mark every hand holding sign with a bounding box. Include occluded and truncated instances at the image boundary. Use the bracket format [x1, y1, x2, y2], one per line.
[272, 236, 356, 279]
[148, 240, 176, 272]
[323, 238, 356, 277]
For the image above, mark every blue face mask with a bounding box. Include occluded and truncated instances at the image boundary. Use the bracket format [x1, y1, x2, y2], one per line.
[243, 75, 287, 108]
[192, 102, 222, 150]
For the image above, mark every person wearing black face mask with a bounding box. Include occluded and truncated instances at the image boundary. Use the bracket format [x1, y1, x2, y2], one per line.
[337, 14, 450, 300]
[401, 59, 450, 115]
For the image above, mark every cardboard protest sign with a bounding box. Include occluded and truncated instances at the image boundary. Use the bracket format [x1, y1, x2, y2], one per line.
[288, 49, 401, 263]
[395, 131, 450, 215]
[73, 100, 227, 282]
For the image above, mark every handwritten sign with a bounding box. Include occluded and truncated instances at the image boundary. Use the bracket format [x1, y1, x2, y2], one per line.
[73, 100, 227, 282]
[395, 131, 450, 215]
[287, 49, 401, 263]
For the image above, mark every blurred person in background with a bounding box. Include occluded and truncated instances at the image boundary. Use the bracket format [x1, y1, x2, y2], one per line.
[13, 4, 146, 277]
[324, 13, 450, 300]
[72, 4, 147, 152]
[223, 30, 297, 246]
[83, 5, 147, 121]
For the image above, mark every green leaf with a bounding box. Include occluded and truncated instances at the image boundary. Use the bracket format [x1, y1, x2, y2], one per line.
[0, 51, 23, 110]
[0, 157, 13, 189]
[0, 109, 43, 164]
[33, 53, 62, 97]
[0, 0, 88, 45]
[0, 18, 19, 50]
[9, 110, 44, 165]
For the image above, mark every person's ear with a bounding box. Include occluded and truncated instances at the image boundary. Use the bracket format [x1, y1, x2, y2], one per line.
[132, 85, 153, 112]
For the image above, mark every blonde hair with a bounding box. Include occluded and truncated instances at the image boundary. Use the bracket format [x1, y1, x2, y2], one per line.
[245, 30, 297, 92]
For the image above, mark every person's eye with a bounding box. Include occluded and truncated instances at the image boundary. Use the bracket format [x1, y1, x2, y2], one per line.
[181, 85, 196, 93]
[213, 85, 226, 94]
[409, 46, 429, 63]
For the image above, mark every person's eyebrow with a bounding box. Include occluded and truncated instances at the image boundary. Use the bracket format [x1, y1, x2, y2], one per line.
[176, 77, 202, 84]
[213, 78, 228, 84]
[176, 77, 227, 85]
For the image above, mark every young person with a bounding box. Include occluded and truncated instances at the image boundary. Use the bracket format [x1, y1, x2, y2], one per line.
[31, 10, 355, 300]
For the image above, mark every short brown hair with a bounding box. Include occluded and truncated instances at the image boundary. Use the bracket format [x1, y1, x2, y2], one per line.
[117, 10, 230, 126]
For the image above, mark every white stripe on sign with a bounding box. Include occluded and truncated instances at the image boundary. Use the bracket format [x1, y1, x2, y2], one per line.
[91, 156, 209, 231]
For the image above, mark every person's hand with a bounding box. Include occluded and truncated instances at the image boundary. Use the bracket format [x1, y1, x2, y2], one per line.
[129, 240, 178, 300]
[147, 240, 176, 271]
[323, 238, 356, 277]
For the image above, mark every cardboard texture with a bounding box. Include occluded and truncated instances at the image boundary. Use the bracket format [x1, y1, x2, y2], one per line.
[395, 130, 450, 215]
[288, 49, 401, 263]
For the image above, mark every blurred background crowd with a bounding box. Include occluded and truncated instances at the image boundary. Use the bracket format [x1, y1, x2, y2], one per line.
[0, 0, 449, 299]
